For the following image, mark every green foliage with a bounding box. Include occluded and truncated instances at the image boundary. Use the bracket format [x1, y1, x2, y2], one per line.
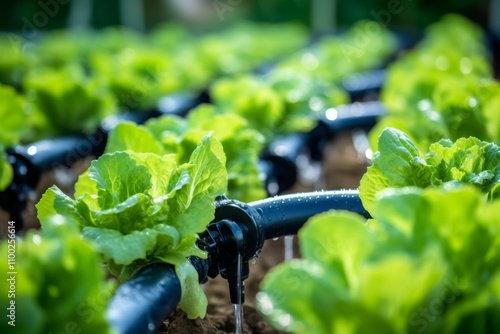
[360, 128, 500, 213]
[266, 70, 350, 133]
[0, 215, 115, 334]
[373, 14, 496, 152]
[0, 84, 27, 146]
[34, 30, 94, 69]
[0, 33, 29, 87]
[24, 65, 117, 139]
[0, 84, 25, 190]
[149, 23, 190, 51]
[210, 73, 349, 141]
[258, 186, 500, 334]
[211, 75, 284, 141]
[275, 20, 397, 84]
[89, 27, 147, 56]
[192, 22, 308, 78]
[0, 145, 13, 191]
[90, 49, 184, 110]
[207, 21, 392, 141]
[37, 134, 227, 319]
[105, 104, 266, 202]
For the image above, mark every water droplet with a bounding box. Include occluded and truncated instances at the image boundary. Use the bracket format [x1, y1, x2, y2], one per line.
[257, 293, 274, 315]
[32, 234, 42, 245]
[278, 314, 292, 328]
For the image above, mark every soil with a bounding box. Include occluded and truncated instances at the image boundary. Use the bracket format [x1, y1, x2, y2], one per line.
[0, 130, 368, 334]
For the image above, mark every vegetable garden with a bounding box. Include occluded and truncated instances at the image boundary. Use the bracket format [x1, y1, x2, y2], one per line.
[0, 12, 499, 334]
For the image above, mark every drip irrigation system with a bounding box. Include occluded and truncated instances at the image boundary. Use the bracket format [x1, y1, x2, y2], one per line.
[1, 97, 386, 232]
[0, 72, 385, 229]
[107, 189, 370, 334]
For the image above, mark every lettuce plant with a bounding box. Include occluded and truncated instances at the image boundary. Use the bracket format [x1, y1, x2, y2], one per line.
[34, 30, 94, 69]
[372, 14, 496, 151]
[211, 73, 350, 143]
[37, 134, 227, 319]
[0, 84, 27, 190]
[266, 70, 349, 133]
[0, 215, 115, 334]
[0, 33, 30, 87]
[373, 74, 499, 152]
[0, 84, 27, 147]
[106, 104, 266, 202]
[24, 65, 117, 140]
[258, 186, 500, 334]
[360, 128, 500, 213]
[211, 75, 284, 141]
[90, 49, 184, 110]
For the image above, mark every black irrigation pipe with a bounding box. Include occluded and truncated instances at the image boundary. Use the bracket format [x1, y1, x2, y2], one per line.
[341, 68, 386, 100]
[107, 190, 370, 334]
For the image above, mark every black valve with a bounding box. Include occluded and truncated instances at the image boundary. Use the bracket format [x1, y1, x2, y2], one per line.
[200, 195, 264, 304]
[202, 219, 248, 304]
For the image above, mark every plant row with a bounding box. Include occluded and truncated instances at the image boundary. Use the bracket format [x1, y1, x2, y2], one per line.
[257, 14, 500, 334]
[0, 20, 396, 195]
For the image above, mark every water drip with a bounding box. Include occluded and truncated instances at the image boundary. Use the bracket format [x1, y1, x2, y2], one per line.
[233, 253, 244, 334]
[284, 235, 294, 261]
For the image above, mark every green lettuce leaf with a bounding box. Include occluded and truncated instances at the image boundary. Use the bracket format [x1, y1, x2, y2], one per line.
[105, 104, 266, 202]
[37, 134, 227, 319]
[0, 215, 115, 334]
[360, 128, 500, 213]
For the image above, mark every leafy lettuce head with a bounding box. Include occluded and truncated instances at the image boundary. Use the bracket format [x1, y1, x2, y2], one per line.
[37, 134, 228, 319]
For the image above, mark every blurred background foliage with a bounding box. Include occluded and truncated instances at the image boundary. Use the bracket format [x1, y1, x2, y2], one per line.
[0, 0, 492, 32]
